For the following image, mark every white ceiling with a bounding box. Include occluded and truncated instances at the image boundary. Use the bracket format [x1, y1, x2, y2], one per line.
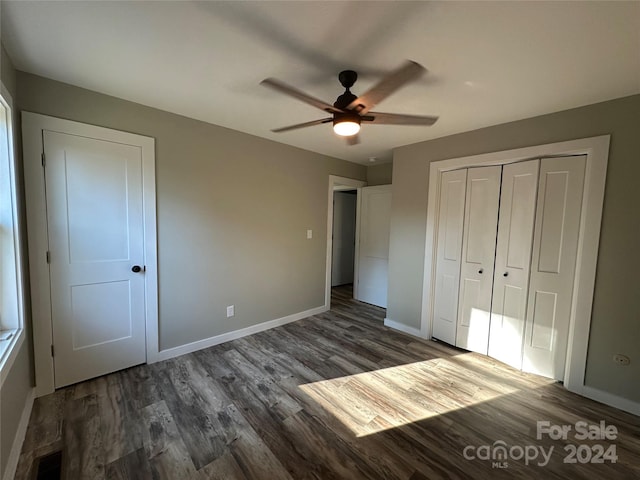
[2, 1, 639, 165]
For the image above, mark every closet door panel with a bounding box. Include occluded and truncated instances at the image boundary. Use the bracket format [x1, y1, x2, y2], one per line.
[488, 159, 539, 369]
[523, 155, 586, 380]
[458, 277, 492, 353]
[456, 166, 501, 354]
[432, 169, 467, 345]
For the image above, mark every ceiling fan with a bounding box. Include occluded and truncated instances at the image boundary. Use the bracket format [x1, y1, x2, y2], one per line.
[260, 60, 438, 145]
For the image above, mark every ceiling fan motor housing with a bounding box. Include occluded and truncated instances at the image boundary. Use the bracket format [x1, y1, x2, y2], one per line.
[333, 111, 361, 127]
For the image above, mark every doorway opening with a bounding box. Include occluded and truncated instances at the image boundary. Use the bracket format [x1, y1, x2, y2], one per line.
[331, 189, 357, 306]
[325, 176, 366, 310]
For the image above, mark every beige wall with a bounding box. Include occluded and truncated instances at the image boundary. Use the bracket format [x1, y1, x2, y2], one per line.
[1, 44, 33, 480]
[1, 45, 15, 96]
[387, 94, 640, 402]
[366, 162, 393, 186]
[17, 72, 366, 350]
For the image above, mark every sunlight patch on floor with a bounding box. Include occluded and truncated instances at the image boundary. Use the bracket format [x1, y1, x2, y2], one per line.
[299, 356, 522, 437]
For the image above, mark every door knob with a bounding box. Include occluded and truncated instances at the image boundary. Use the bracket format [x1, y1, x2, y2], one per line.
[478, 268, 483, 274]
[131, 265, 142, 273]
[503, 272, 509, 277]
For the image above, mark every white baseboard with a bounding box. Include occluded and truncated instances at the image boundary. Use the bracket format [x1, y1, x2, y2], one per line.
[384, 318, 425, 338]
[3, 387, 35, 480]
[580, 385, 640, 417]
[155, 305, 329, 362]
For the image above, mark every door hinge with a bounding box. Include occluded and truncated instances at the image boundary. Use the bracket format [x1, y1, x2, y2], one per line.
[41, 152, 46, 167]
[46, 251, 51, 264]
[51, 344, 55, 357]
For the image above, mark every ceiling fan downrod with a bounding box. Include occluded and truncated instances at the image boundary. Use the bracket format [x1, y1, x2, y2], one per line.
[334, 70, 358, 110]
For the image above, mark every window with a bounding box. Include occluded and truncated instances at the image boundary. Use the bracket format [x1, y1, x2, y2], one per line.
[0, 82, 25, 379]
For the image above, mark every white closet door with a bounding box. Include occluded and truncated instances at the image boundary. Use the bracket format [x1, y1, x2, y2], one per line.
[432, 169, 467, 345]
[523, 155, 586, 379]
[456, 166, 501, 354]
[355, 185, 392, 308]
[488, 159, 539, 369]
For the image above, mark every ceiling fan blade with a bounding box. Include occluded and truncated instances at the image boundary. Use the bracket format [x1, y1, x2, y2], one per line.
[261, 78, 343, 114]
[346, 134, 360, 146]
[271, 118, 333, 133]
[363, 111, 438, 126]
[347, 60, 426, 114]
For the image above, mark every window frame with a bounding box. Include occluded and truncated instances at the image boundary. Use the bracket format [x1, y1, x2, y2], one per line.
[0, 81, 26, 388]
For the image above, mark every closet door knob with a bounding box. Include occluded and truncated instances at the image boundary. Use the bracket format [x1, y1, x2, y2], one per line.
[478, 268, 483, 274]
[503, 272, 509, 277]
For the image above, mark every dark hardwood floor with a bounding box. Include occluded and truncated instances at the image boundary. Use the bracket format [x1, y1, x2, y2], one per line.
[14, 285, 640, 479]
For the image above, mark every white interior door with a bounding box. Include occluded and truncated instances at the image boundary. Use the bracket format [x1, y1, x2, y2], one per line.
[431, 169, 467, 345]
[44, 130, 147, 388]
[456, 166, 501, 354]
[331, 191, 357, 287]
[523, 155, 586, 380]
[355, 185, 392, 308]
[488, 159, 539, 369]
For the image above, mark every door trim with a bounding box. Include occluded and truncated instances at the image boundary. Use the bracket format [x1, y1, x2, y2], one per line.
[422, 135, 609, 398]
[22, 112, 158, 397]
[325, 175, 366, 308]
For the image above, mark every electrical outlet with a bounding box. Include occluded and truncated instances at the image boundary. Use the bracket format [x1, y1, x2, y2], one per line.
[307, 229, 313, 239]
[613, 354, 630, 366]
[226, 305, 234, 318]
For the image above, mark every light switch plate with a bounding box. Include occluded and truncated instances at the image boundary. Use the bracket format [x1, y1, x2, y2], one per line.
[307, 229, 313, 239]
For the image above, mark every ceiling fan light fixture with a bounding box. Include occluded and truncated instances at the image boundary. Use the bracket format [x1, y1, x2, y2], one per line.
[333, 113, 361, 137]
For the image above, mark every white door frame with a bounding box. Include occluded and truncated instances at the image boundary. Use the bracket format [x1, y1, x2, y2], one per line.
[22, 112, 159, 397]
[325, 175, 366, 308]
[422, 135, 609, 398]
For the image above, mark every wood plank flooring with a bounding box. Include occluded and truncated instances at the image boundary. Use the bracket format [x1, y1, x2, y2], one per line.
[14, 285, 640, 479]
